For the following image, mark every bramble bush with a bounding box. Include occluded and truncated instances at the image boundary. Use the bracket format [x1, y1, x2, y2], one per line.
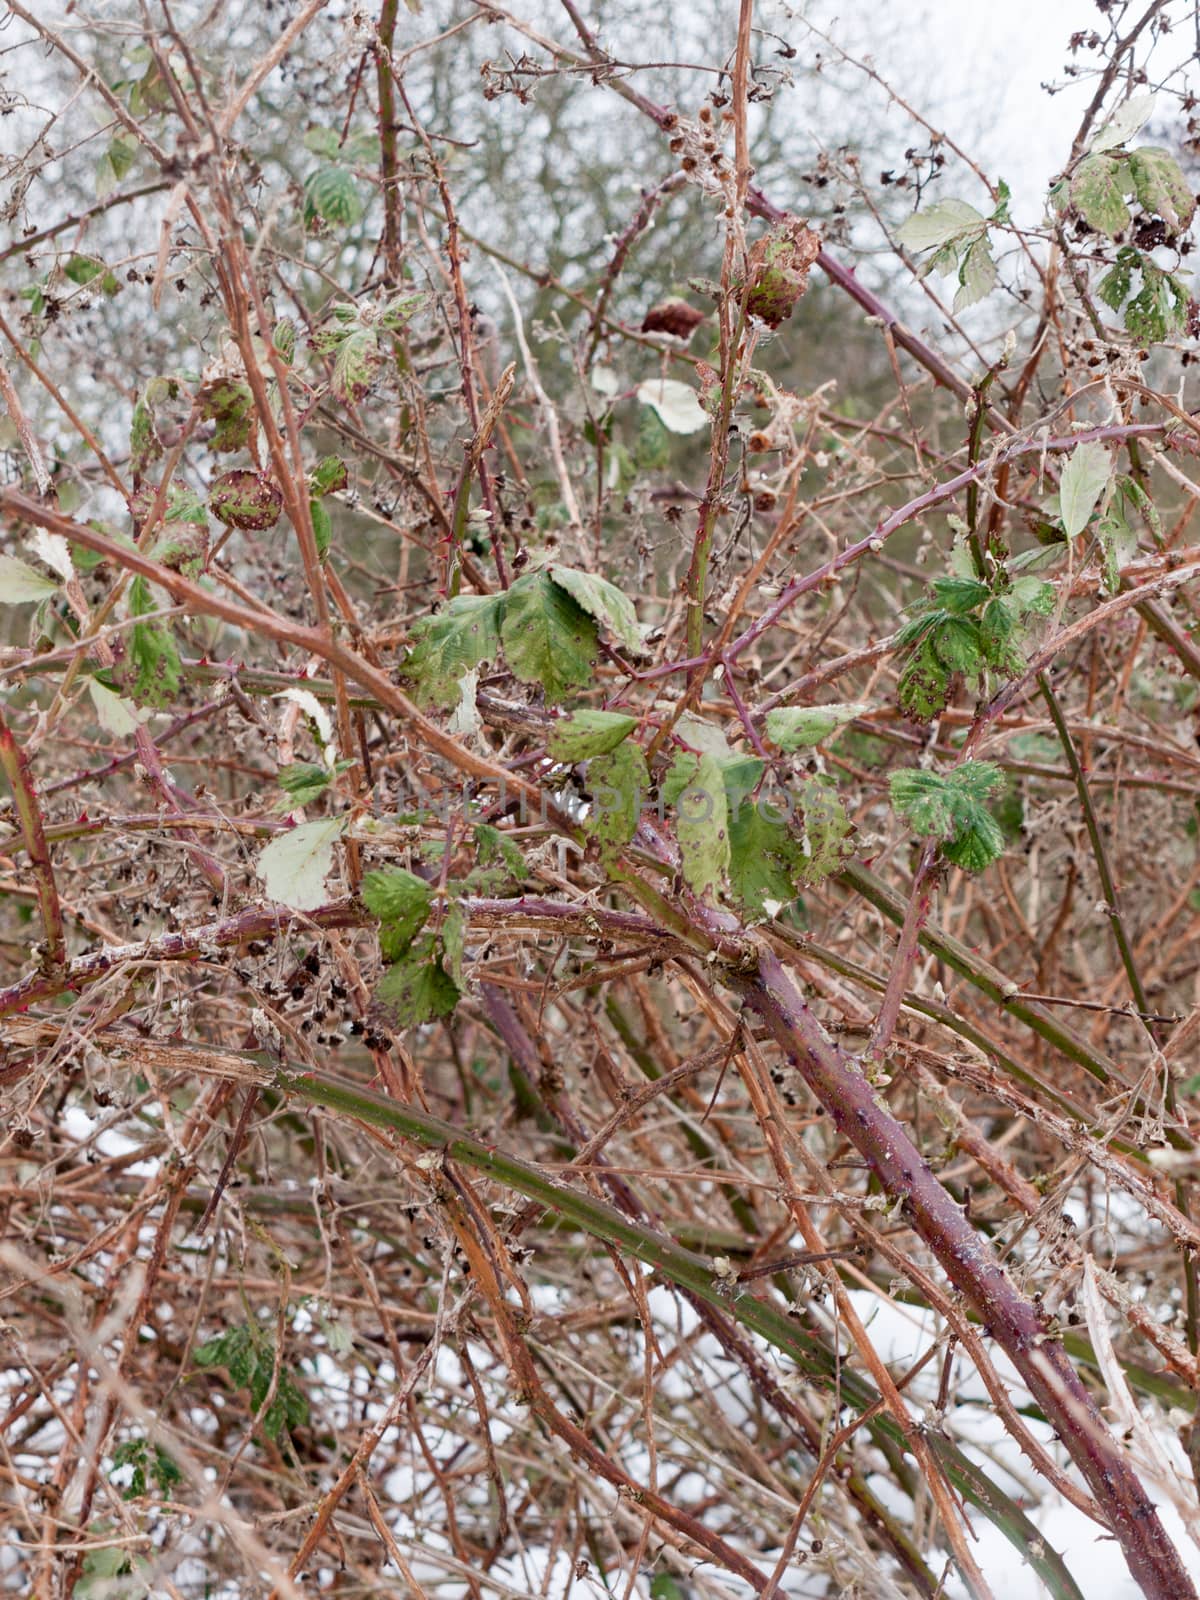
[4, 3, 1200, 1598]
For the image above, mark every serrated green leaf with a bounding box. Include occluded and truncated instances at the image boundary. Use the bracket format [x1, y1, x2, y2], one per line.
[548, 709, 637, 762]
[1088, 92, 1156, 154]
[376, 934, 460, 1027]
[328, 324, 380, 404]
[304, 164, 365, 229]
[1097, 248, 1136, 312]
[1128, 147, 1195, 232]
[403, 593, 506, 709]
[501, 572, 597, 701]
[728, 797, 801, 915]
[890, 762, 1005, 872]
[256, 817, 345, 910]
[1070, 155, 1131, 237]
[277, 761, 336, 807]
[361, 868, 433, 959]
[931, 615, 984, 674]
[896, 198, 986, 253]
[953, 236, 997, 311]
[898, 638, 951, 720]
[586, 740, 647, 861]
[930, 577, 990, 614]
[1059, 440, 1111, 539]
[674, 750, 729, 898]
[0, 554, 59, 603]
[548, 564, 645, 656]
[765, 702, 868, 751]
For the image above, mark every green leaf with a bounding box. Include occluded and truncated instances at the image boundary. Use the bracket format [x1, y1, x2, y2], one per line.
[304, 164, 365, 229]
[277, 761, 337, 807]
[890, 762, 1006, 873]
[376, 934, 461, 1027]
[1058, 440, 1111, 539]
[86, 677, 141, 737]
[896, 198, 986, 253]
[1008, 575, 1056, 616]
[1125, 262, 1189, 343]
[199, 379, 255, 453]
[1069, 155, 1131, 237]
[0, 554, 59, 603]
[548, 564, 645, 656]
[209, 469, 283, 531]
[635, 378, 709, 435]
[795, 776, 854, 883]
[931, 615, 984, 675]
[728, 797, 801, 915]
[310, 496, 332, 561]
[121, 575, 181, 707]
[674, 750, 730, 898]
[1097, 246, 1137, 312]
[766, 702, 868, 751]
[501, 572, 598, 701]
[256, 817, 345, 910]
[898, 638, 951, 720]
[309, 455, 349, 496]
[129, 376, 184, 486]
[403, 593, 506, 709]
[1088, 92, 1156, 154]
[953, 236, 997, 311]
[586, 740, 647, 861]
[466, 823, 527, 891]
[330, 324, 380, 404]
[548, 709, 638, 762]
[64, 254, 105, 285]
[361, 868, 433, 959]
[195, 1324, 308, 1444]
[930, 577, 990, 614]
[1128, 147, 1196, 232]
[635, 406, 671, 469]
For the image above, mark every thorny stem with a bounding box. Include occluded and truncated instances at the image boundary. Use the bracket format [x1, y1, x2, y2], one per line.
[0, 706, 65, 972]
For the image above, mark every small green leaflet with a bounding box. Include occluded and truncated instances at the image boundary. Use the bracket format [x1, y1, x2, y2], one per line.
[1058, 441, 1111, 540]
[896, 191, 1005, 312]
[111, 1438, 182, 1501]
[304, 164, 365, 230]
[890, 761, 1006, 872]
[376, 934, 460, 1027]
[256, 816, 345, 910]
[361, 867, 434, 960]
[0, 554, 59, 603]
[195, 1323, 309, 1444]
[795, 775, 855, 882]
[766, 702, 868, 751]
[548, 564, 645, 656]
[403, 593, 506, 709]
[586, 740, 647, 861]
[548, 709, 637, 762]
[674, 750, 730, 898]
[501, 572, 598, 702]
